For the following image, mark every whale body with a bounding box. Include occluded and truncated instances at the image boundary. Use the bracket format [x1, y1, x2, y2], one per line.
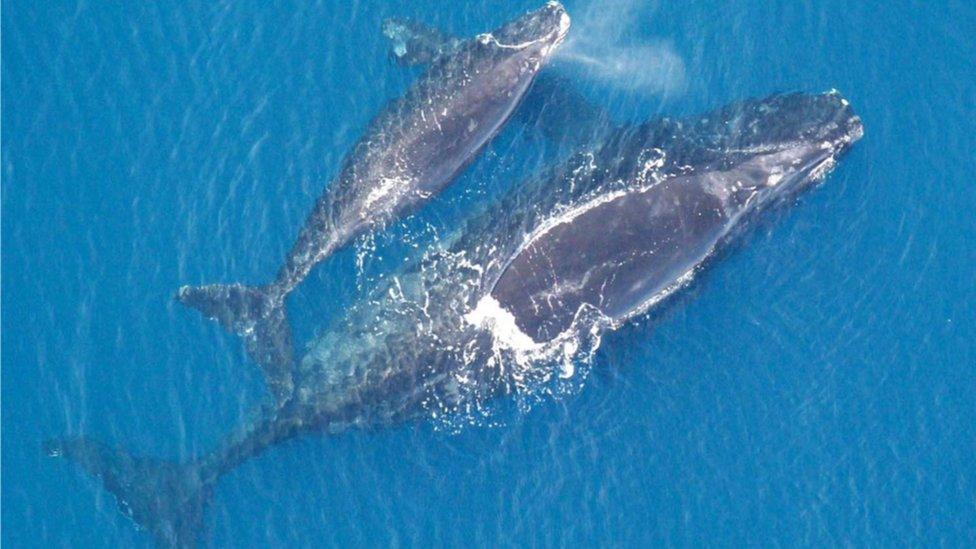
[176, 2, 571, 402]
[47, 91, 862, 546]
[489, 94, 863, 342]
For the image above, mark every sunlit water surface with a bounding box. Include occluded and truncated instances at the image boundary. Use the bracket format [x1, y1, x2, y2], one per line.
[3, 0, 975, 546]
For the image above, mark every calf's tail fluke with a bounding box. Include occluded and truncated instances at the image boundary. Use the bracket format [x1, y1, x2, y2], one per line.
[176, 284, 295, 402]
[44, 437, 215, 548]
[176, 283, 271, 333]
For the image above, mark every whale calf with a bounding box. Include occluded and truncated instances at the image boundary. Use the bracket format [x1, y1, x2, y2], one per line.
[177, 2, 570, 401]
[47, 92, 862, 546]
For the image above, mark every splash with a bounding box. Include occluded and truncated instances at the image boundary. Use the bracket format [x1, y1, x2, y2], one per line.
[463, 293, 611, 395]
[465, 295, 541, 353]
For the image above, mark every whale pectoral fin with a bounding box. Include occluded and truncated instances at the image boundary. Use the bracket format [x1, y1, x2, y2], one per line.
[517, 72, 614, 147]
[177, 284, 295, 404]
[44, 437, 214, 547]
[381, 17, 461, 66]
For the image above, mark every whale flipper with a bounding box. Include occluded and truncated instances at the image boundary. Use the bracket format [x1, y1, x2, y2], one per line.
[176, 284, 294, 402]
[381, 17, 460, 66]
[44, 438, 213, 548]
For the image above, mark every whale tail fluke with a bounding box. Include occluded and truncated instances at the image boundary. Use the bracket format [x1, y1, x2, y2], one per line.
[44, 437, 214, 548]
[176, 283, 269, 333]
[176, 284, 295, 402]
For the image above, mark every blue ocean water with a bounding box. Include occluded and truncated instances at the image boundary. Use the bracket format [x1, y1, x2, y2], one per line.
[3, 0, 975, 546]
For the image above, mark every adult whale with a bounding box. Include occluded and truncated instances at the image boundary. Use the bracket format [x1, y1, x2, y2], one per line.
[177, 2, 571, 401]
[485, 92, 865, 342]
[47, 92, 862, 547]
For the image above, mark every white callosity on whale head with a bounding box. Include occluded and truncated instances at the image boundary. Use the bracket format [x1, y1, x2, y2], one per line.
[553, 3, 571, 41]
[477, 2, 569, 53]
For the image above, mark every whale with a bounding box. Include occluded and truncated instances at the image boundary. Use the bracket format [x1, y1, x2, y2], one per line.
[46, 91, 862, 547]
[487, 92, 865, 342]
[176, 2, 571, 402]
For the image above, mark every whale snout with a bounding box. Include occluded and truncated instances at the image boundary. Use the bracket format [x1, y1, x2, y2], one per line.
[838, 112, 864, 155]
[820, 90, 864, 154]
[547, 2, 572, 42]
[493, 1, 571, 49]
[772, 95, 863, 197]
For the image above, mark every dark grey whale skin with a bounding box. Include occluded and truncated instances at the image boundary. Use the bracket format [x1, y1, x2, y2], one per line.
[45, 92, 861, 547]
[175, 2, 570, 402]
[490, 91, 864, 342]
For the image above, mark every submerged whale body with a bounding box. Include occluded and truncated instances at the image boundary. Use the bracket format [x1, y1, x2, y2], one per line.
[176, 2, 570, 402]
[47, 91, 862, 546]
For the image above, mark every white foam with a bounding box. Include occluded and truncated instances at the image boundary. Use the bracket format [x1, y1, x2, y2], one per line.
[464, 295, 541, 352]
[514, 187, 630, 258]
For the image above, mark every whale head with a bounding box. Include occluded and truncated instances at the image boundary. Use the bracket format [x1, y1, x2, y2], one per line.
[485, 92, 864, 343]
[478, 1, 570, 61]
[696, 91, 864, 212]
